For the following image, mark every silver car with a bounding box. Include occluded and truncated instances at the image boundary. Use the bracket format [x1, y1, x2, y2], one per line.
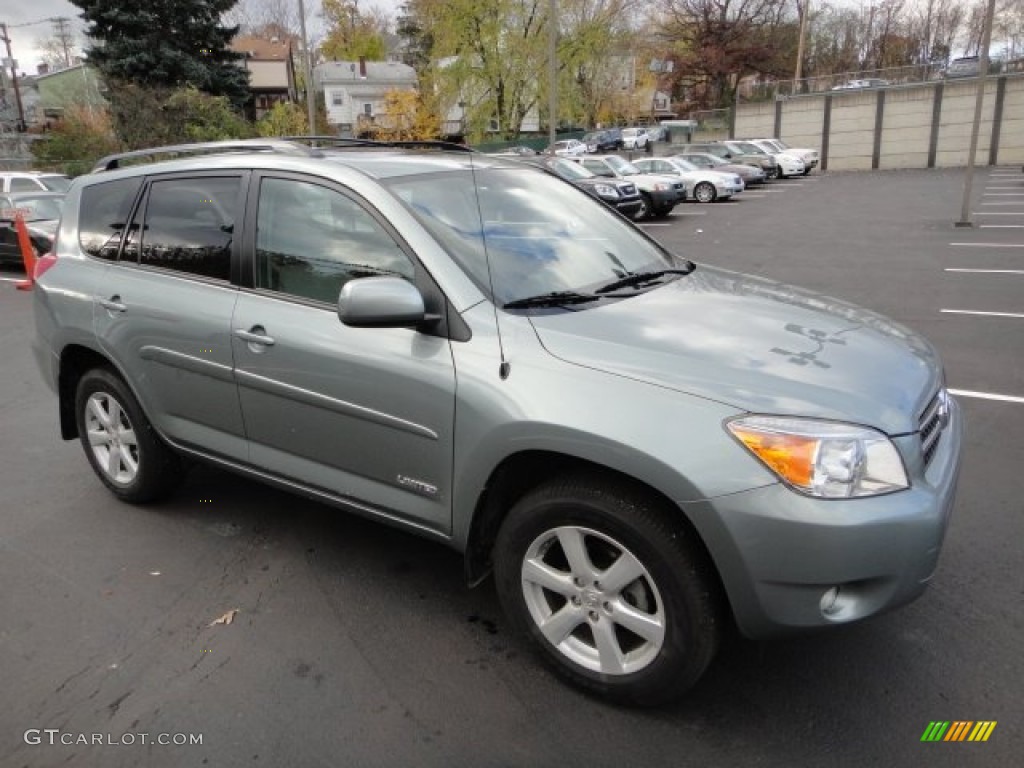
[33, 139, 962, 705]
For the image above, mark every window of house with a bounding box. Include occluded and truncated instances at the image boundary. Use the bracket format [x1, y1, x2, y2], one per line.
[78, 177, 144, 261]
[254, 177, 414, 305]
[131, 177, 240, 281]
[363, 103, 373, 116]
[332, 92, 344, 106]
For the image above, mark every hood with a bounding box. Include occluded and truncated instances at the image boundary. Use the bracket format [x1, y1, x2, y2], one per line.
[529, 265, 941, 435]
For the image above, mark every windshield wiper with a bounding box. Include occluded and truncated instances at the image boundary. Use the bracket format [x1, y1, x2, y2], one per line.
[595, 266, 694, 294]
[503, 291, 601, 309]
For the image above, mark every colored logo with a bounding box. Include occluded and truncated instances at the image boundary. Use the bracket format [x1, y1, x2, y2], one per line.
[921, 721, 997, 742]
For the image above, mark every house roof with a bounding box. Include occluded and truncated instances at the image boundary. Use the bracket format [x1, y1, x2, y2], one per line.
[316, 60, 417, 86]
[231, 36, 292, 61]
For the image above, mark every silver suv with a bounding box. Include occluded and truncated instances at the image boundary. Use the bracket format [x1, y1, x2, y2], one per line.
[32, 139, 962, 705]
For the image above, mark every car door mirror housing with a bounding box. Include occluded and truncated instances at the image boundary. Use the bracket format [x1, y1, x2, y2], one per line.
[337, 276, 426, 328]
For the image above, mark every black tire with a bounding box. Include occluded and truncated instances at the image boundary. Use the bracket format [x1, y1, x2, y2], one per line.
[693, 181, 717, 204]
[75, 367, 181, 503]
[493, 475, 723, 706]
[634, 193, 653, 221]
[766, 166, 779, 180]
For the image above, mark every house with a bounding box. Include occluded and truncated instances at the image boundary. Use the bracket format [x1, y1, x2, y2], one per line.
[230, 35, 297, 121]
[14, 64, 105, 129]
[315, 59, 417, 136]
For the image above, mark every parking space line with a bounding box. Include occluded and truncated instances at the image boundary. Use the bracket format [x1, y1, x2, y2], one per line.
[742, 194, 767, 198]
[973, 211, 1024, 215]
[945, 268, 1024, 274]
[979, 202, 1024, 206]
[639, 223, 671, 227]
[979, 224, 1024, 228]
[941, 309, 1024, 318]
[949, 242, 1024, 248]
[983, 193, 1024, 196]
[948, 389, 1024, 404]
[0, 276, 25, 284]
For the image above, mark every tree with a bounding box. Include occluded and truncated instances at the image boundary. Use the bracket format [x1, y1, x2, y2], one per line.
[321, 0, 389, 61]
[106, 84, 252, 149]
[256, 100, 309, 135]
[31, 106, 121, 176]
[70, 0, 250, 107]
[371, 88, 440, 139]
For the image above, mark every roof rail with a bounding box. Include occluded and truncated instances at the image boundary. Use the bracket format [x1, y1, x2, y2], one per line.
[90, 139, 317, 173]
[280, 135, 475, 153]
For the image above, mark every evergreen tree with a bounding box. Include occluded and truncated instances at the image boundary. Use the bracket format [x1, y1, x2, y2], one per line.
[71, 0, 249, 107]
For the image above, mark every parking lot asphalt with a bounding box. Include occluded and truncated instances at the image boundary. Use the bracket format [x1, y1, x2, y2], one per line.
[1, 167, 1021, 768]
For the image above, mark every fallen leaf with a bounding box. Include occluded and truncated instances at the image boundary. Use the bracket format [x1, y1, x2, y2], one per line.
[208, 609, 239, 627]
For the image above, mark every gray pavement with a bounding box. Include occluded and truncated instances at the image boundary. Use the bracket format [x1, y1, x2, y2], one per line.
[1, 166, 1021, 767]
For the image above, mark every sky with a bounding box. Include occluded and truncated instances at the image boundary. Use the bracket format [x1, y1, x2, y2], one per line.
[0, 0, 403, 77]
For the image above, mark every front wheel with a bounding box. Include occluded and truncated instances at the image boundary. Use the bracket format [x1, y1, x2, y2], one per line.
[693, 182, 717, 204]
[75, 368, 182, 503]
[494, 476, 723, 705]
[766, 167, 779, 180]
[633, 193, 653, 221]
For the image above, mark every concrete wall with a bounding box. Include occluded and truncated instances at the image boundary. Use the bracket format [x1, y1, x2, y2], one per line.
[734, 73, 1024, 171]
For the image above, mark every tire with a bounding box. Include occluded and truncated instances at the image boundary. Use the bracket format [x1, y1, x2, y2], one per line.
[766, 166, 779, 180]
[493, 475, 723, 706]
[693, 182, 716, 204]
[634, 192, 653, 221]
[75, 367, 182, 503]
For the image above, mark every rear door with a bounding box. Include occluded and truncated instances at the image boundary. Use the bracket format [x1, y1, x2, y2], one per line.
[231, 172, 457, 534]
[93, 172, 249, 461]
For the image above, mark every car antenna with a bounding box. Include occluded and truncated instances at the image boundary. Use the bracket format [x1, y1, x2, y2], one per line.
[466, 150, 511, 380]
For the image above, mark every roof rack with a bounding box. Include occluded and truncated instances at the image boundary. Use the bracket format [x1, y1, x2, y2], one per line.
[280, 136, 475, 153]
[90, 139, 318, 173]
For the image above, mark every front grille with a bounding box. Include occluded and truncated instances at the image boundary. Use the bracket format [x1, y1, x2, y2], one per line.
[918, 389, 948, 467]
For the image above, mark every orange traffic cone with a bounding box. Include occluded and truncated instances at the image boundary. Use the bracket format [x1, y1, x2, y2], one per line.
[14, 211, 36, 291]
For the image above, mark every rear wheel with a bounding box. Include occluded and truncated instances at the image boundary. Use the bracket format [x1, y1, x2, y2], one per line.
[494, 476, 723, 705]
[75, 368, 182, 503]
[693, 182, 717, 203]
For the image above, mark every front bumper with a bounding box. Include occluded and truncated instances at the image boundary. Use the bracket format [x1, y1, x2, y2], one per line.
[645, 188, 678, 210]
[683, 398, 963, 638]
[614, 198, 644, 218]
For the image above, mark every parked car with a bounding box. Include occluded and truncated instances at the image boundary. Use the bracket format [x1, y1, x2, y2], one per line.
[675, 151, 766, 185]
[33, 138, 961, 706]
[723, 140, 805, 178]
[632, 157, 744, 203]
[582, 129, 623, 153]
[545, 139, 588, 156]
[831, 78, 890, 90]
[516, 156, 644, 219]
[680, 142, 780, 179]
[564, 154, 685, 219]
[0, 171, 71, 194]
[620, 127, 649, 150]
[489, 145, 539, 156]
[0, 191, 65, 265]
[746, 138, 818, 174]
[943, 56, 980, 79]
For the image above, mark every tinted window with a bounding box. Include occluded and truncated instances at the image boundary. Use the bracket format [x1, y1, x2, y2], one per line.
[136, 177, 239, 280]
[10, 177, 41, 192]
[79, 177, 144, 261]
[255, 177, 415, 304]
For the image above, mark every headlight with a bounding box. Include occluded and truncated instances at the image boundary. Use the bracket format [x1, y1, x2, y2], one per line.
[652, 182, 670, 191]
[593, 183, 619, 198]
[726, 416, 908, 498]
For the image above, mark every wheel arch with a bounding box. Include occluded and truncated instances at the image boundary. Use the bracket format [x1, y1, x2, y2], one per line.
[57, 343, 124, 440]
[462, 450, 724, 604]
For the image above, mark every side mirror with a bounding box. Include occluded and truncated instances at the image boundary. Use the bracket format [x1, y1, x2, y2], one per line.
[337, 276, 425, 328]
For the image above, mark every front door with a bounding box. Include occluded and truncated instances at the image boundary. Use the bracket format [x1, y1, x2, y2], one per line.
[232, 174, 456, 534]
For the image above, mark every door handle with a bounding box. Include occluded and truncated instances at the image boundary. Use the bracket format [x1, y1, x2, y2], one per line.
[100, 296, 127, 313]
[234, 327, 276, 347]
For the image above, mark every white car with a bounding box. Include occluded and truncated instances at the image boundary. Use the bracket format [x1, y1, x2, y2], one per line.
[633, 157, 744, 203]
[728, 140, 805, 178]
[0, 171, 71, 194]
[620, 127, 649, 150]
[546, 139, 588, 157]
[748, 138, 818, 174]
[564, 154, 685, 219]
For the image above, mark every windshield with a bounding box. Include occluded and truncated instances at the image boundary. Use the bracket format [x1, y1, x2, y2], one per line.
[605, 155, 641, 175]
[548, 159, 594, 180]
[1, 196, 64, 221]
[387, 168, 678, 306]
[733, 142, 766, 155]
[672, 158, 699, 172]
[773, 140, 790, 150]
[40, 176, 71, 193]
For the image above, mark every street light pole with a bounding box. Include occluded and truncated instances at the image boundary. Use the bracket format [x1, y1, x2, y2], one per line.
[297, 0, 316, 137]
[548, 0, 557, 148]
[956, 0, 998, 227]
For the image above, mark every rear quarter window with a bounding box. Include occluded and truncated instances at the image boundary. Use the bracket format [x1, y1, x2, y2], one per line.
[78, 177, 144, 260]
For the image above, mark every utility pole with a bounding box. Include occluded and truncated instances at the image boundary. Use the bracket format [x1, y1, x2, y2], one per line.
[297, 0, 316, 136]
[52, 17, 73, 68]
[957, 0, 998, 227]
[0, 23, 26, 132]
[794, 0, 810, 85]
[548, 0, 557, 148]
